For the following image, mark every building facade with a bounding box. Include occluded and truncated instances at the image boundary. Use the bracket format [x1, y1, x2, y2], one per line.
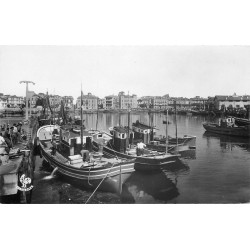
[105, 95, 119, 109]
[98, 98, 106, 109]
[76, 93, 98, 110]
[151, 96, 169, 109]
[0, 97, 8, 109]
[49, 95, 62, 108]
[189, 96, 208, 108]
[4, 95, 24, 107]
[214, 94, 250, 110]
[62, 96, 74, 109]
[168, 97, 190, 107]
[118, 91, 137, 109]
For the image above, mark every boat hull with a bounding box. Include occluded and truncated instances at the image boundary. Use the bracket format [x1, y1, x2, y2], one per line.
[203, 123, 250, 137]
[134, 154, 180, 172]
[39, 143, 135, 191]
[93, 141, 181, 171]
[146, 136, 196, 152]
[234, 117, 250, 126]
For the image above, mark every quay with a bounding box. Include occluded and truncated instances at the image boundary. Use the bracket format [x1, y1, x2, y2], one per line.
[0, 116, 38, 203]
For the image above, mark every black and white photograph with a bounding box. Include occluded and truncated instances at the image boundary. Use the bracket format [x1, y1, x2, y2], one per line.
[1, 46, 250, 204]
[1, 1, 249, 249]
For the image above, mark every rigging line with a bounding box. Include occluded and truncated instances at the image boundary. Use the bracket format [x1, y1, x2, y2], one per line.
[85, 162, 116, 204]
[107, 141, 119, 160]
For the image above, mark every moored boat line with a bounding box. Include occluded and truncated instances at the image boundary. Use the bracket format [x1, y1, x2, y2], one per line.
[203, 117, 250, 137]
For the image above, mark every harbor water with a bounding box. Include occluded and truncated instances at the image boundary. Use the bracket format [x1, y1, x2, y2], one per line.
[1, 113, 250, 203]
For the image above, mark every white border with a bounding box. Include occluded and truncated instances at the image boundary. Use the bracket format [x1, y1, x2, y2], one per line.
[1, 1, 250, 250]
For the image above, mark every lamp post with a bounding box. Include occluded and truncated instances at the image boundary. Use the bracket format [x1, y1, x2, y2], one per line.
[19, 81, 35, 121]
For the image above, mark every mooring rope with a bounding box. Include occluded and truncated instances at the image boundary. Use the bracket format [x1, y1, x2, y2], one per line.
[107, 141, 119, 160]
[85, 162, 116, 204]
[87, 164, 94, 186]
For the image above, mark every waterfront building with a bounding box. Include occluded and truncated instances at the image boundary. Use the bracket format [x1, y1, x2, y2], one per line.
[169, 97, 190, 108]
[105, 95, 119, 109]
[76, 92, 98, 110]
[214, 94, 250, 110]
[139, 96, 152, 108]
[151, 96, 169, 109]
[0, 96, 8, 109]
[49, 95, 62, 108]
[118, 91, 137, 109]
[98, 98, 106, 109]
[62, 96, 74, 109]
[4, 95, 24, 107]
[189, 96, 208, 109]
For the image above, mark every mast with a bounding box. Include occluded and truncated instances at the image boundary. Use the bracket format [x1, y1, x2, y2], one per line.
[165, 109, 169, 154]
[80, 83, 83, 148]
[127, 91, 130, 147]
[46, 89, 48, 118]
[175, 100, 178, 153]
[53, 89, 55, 124]
[96, 98, 99, 131]
[73, 103, 75, 123]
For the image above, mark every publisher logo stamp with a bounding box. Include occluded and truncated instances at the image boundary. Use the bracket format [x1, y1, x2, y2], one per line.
[17, 174, 33, 192]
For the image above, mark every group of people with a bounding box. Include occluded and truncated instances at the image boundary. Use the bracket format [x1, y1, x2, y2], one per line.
[0, 122, 26, 153]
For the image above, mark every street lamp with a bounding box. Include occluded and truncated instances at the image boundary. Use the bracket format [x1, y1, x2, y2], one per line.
[19, 81, 35, 121]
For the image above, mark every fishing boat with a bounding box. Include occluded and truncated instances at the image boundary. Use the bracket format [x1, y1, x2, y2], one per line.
[37, 86, 135, 191]
[92, 128, 181, 172]
[233, 107, 250, 126]
[92, 110, 181, 171]
[234, 117, 250, 126]
[203, 117, 250, 137]
[132, 120, 196, 152]
[36, 124, 136, 191]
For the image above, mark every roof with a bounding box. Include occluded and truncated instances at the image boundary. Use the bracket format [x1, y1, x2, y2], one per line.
[105, 95, 118, 98]
[215, 95, 250, 101]
[77, 95, 98, 100]
[113, 126, 128, 133]
[61, 128, 90, 138]
[132, 121, 151, 129]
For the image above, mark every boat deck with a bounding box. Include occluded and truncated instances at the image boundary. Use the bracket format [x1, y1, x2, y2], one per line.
[41, 140, 129, 169]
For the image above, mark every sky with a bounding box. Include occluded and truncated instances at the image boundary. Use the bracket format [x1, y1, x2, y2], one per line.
[1, 46, 250, 102]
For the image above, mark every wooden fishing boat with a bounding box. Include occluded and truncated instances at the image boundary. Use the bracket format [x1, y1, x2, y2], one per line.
[203, 117, 250, 137]
[36, 124, 135, 191]
[234, 117, 250, 126]
[92, 126, 181, 171]
[132, 120, 196, 152]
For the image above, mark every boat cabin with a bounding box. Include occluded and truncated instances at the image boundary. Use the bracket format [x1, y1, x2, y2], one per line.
[109, 126, 130, 153]
[38, 118, 51, 127]
[218, 117, 236, 128]
[132, 120, 155, 144]
[149, 140, 161, 146]
[59, 127, 93, 157]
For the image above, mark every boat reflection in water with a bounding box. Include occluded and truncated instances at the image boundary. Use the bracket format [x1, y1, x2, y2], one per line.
[121, 159, 190, 204]
[203, 131, 250, 152]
